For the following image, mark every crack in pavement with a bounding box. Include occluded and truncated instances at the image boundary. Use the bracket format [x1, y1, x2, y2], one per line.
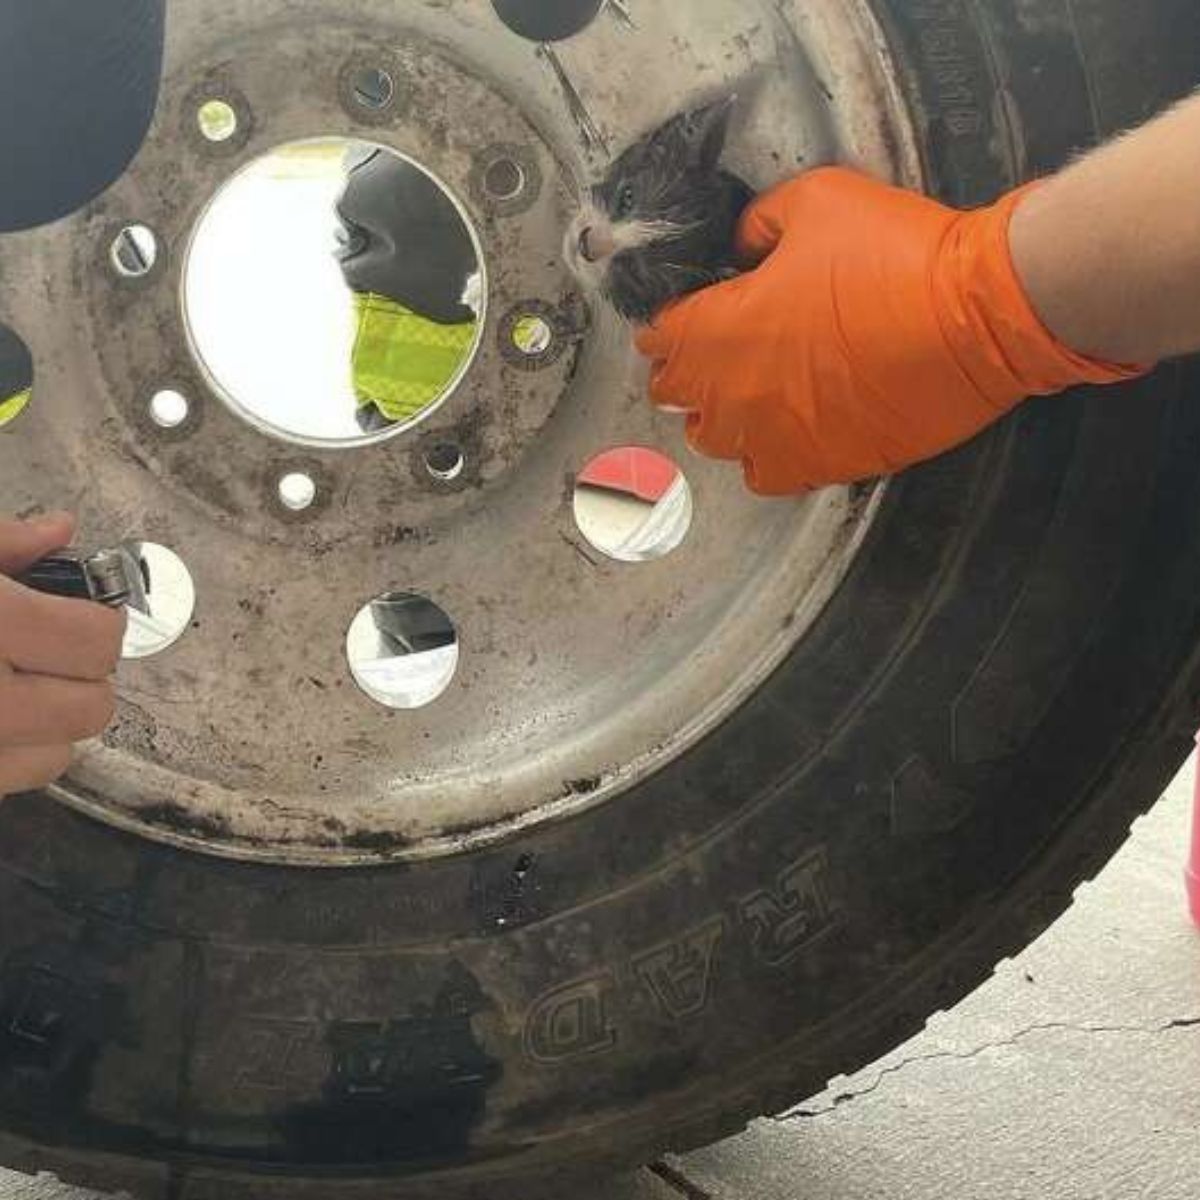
[776, 1017, 1200, 1120]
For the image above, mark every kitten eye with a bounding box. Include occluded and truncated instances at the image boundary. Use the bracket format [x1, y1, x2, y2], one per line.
[614, 182, 636, 221]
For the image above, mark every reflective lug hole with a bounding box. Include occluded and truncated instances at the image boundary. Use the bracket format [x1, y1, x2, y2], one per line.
[484, 158, 525, 202]
[278, 471, 318, 512]
[492, 0, 605, 42]
[425, 441, 465, 483]
[0, 323, 34, 432]
[197, 99, 239, 143]
[149, 389, 190, 430]
[122, 543, 197, 661]
[573, 447, 694, 564]
[346, 593, 459, 710]
[500, 303, 565, 371]
[470, 144, 542, 216]
[111, 224, 159, 279]
[514, 316, 552, 356]
[352, 67, 395, 111]
[339, 55, 407, 124]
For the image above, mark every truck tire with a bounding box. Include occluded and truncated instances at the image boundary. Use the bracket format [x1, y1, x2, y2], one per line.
[1, 2, 1199, 1197]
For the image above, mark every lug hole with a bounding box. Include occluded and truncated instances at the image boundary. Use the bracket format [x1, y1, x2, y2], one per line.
[352, 67, 395, 111]
[149, 389, 190, 429]
[111, 224, 159, 279]
[122, 543, 197, 661]
[278, 472, 318, 512]
[574, 448, 694, 563]
[484, 158, 525, 202]
[197, 99, 239, 143]
[0, 324, 34, 431]
[347, 593, 459, 710]
[425, 442, 466, 482]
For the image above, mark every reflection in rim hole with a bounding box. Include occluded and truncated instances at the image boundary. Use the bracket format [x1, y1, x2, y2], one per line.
[353, 67, 395, 110]
[425, 442, 465, 481]
[182, 138, 485, 447]
[512, 314, 553, 356]
[484, 158, 525, 201]
[197, 100, 239, 142]
[346, 593, 459, 710]
[279, 472, 318, 511]
[122, 543, 197, 660]
[149, 389, 190, 429]
[573, 447, 694, 564]
[111, 225, 159, 278]
[0, 324, 34, 431]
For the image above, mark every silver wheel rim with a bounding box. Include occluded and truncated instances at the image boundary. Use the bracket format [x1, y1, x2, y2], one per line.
[0, 0, 919, 865]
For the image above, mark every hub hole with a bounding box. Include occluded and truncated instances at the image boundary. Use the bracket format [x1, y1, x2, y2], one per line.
[149, 389, 190, 429]
[183, 138, 484, 445]
[347, 593, 459, 710]
[111, 224, 159, 278]
[122, 543, 197, 661]
[574, 448, 693, 563]
[197, 100, 239, 143]
[483, 158, 525, 202]
[0, 324, 34, 431]
[492, 0, 605, 41]
[352, 67, 396, 111]
[279, 471, 318, 511]
[425, 442, 465, 482]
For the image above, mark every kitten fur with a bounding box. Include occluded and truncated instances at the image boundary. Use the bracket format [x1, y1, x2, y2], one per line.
[564, 97, 755, 323]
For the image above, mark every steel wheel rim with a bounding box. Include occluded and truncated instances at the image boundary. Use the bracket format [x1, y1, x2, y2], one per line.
[0, 0, 919, 865]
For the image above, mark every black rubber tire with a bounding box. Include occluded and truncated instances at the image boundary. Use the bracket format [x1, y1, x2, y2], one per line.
[3, 2, 1200, 1196]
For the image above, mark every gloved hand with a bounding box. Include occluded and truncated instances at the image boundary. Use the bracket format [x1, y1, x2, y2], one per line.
[636, 167, 1147, 495]
[0, 514, 124, 801]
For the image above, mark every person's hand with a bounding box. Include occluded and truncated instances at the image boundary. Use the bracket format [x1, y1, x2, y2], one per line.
[636, 167, 1145, 495]
[0, 514, 125, 801]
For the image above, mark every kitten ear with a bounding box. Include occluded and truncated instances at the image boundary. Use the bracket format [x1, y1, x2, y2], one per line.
[682, 95, 737, 171]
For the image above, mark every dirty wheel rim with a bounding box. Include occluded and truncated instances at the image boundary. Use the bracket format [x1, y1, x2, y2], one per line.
[0, 0, 917, 865]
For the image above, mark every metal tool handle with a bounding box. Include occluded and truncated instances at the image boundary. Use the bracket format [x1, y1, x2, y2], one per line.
[17, 547, 149, 612]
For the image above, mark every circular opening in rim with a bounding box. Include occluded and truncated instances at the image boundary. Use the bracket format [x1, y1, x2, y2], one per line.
[491, 0, 605, 42]
[197, 99, 239, 143]
[352, 67, 396, 110]
[425, 441, 465, 482]
[346, 593, 459, 710]
[278, 471, 318, 511]
[122, 543, 197, 661]
[574, 447, 693, 563]
[483, 158, 525, 201]
[0, 324, 34, 432]
[40, 0, 907, 867]
[111, 224, 159, 278]
[512, 314, 553, 356]
[182, 138, 486, 448]
[149, 389, 190, 429]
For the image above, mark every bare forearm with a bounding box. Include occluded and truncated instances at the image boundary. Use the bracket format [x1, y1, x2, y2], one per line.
[1010, 91, 1200, 366]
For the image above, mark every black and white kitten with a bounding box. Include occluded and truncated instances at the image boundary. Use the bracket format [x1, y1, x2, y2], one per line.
[564, 97, 755, 323]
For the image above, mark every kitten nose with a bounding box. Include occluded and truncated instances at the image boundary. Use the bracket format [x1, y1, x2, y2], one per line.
[580, 225, 615, 263]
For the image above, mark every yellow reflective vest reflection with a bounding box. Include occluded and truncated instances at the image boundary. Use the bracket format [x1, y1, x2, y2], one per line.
[351, 293, 476, 425]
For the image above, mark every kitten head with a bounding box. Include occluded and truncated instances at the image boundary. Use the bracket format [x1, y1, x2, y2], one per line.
[565, 97, 755, 324]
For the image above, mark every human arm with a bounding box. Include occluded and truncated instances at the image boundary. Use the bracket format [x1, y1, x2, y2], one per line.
[1011, 92, 1200, 365]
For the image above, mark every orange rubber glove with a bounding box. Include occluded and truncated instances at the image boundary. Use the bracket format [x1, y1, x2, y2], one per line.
[636, 167, 1148, 495]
